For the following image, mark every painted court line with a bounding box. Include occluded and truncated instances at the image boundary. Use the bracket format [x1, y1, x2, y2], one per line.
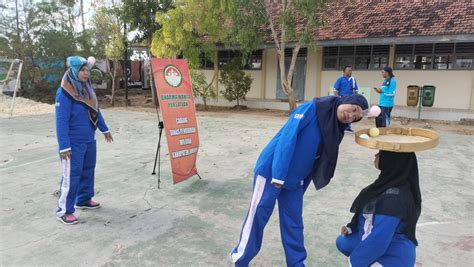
[417, 221, 459, 227]
[0, 156, 58, 172]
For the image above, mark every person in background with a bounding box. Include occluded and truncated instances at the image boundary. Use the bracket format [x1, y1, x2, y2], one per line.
[373, 66, 396, 127]
[333, 65, 359, 132]
[55, 56, 113, 225]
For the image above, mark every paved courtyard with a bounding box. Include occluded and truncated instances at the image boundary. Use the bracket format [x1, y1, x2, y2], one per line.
[1, 108, 473, 266]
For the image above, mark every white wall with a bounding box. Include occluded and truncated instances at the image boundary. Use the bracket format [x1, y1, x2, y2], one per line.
[200, 69, 263, 99]
[395, 70, 474, 109]
[200, 49, 474, 111]
[321, 70, 474, 110]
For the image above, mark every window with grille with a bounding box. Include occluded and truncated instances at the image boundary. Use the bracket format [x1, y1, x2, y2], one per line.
[322, 45, 389, 70]
[454, 42, 474, 69]
[395, 44, 413, 69]
[394, 42, 473, 70]
[199, 52, 214, 70]
[215, 49, 263, 70]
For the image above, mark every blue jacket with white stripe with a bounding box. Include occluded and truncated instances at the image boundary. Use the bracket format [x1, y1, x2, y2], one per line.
[254, 101, 321, 190]
[55, 87, 109, 152]
[347, 214, 416, 267]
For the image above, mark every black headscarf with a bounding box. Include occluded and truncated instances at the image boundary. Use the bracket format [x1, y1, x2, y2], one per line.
[383, 66, 395, 78]
[309, 94, 368, 189]
[349, 151, 422, 245]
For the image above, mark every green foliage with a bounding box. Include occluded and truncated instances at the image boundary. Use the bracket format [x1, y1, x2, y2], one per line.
[90, 68, 104, 84]
[122, 0, 173, 45]
[190, 70, 216, 110]
[226, 0, 329, 50]
[151, 0, 229, 68]
[219, 59, 252, 106]
[91, 5, 126, 106]
[92, 7, 125, 62]
[36, 30, 76, 58]
[220, 0, 267, 56]
[222, 0, 329, 111]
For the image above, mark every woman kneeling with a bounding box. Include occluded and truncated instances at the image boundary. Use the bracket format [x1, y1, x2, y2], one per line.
[336, 151, 421, 267]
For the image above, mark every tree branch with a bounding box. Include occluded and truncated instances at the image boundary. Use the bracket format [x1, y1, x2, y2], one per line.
[286, 42, 301, 95]
[264, 0, 280, 52]
[204, 70, 217, 91]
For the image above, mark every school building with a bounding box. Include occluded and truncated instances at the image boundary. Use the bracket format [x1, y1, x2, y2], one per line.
[199, 1, 474, 120]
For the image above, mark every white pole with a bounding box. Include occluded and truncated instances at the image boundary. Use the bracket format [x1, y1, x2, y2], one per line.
[1, 61, 14, 96]
[10, 60, 23, 117]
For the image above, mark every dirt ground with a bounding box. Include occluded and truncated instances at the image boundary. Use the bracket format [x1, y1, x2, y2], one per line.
[0, 100, 473, 266]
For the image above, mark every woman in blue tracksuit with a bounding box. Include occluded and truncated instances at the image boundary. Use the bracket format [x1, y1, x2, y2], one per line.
[55, 56, 113, 225]
[231, 94, 369, 266]
[336, 151, 421, 267]
[373, 66, 396, 127]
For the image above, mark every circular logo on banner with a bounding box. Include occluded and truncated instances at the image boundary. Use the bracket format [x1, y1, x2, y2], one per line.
[163, 64, 183, 87]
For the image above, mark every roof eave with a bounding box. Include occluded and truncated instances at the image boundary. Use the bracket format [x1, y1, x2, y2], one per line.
[315, 34, 474, 46]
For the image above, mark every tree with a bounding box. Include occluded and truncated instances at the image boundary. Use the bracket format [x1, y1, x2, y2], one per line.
[190, 70, 216, 110]
[224, 0, 329, 111]
[151, 0, 230, 92]
[122, 0, 173, 48]
[0, 0, 84, 101]
[219, 58, 252, 107]
[92, 6, 126, 106]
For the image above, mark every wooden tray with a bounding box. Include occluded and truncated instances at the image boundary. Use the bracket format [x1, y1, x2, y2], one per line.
[355, 127, 439, 152]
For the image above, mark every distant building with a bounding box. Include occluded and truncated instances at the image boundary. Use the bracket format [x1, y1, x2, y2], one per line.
[199, 1, 474, 115]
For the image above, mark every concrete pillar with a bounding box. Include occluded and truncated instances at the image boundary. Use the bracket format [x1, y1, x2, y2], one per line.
[470, 73, 474, 110]
[261, 50, 267, 99]
[213, 50, 219, 96]
[304, 48, 317, 100]
[264, 49, 278, 100]
[315, 46, 323, 97]
[388, 45, 396, 68]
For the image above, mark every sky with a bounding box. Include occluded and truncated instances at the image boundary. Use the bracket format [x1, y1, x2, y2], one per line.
[0, 0, 137, 40]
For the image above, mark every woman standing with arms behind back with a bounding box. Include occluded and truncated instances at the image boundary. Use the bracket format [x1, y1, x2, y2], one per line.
[373, 66, 396, 127]
[55, 56, 113, 225]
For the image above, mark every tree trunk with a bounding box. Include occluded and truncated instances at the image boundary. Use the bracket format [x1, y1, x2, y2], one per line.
[265, 0, 299, 112]
[80, 0, 85, 32]
[203, 97, 208, 110]
[123, 23, 129, 106]
[111, 75, 115, 106]
[284, 44, 301, 112]
[111, 62, 117, 106]
[15, 0, 21, 59]
[287, 90, 297, 111]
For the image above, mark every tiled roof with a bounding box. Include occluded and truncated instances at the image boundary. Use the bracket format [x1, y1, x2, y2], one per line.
[317, 0, 474, 40]
[265, 0, 474, 43]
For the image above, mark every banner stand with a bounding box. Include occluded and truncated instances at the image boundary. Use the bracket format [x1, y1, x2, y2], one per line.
[151, 120, 164, 188]
[149, 66, 164, 188]
[149, 65, 202, 188]
[150, 119, 203, 188]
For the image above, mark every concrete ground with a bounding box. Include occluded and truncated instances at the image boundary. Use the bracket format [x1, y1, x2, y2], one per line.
[0, 108, 473, 266]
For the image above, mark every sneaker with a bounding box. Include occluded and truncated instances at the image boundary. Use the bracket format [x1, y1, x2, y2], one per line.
[57, 214, 78, 225]
[75, 200, 101, 210]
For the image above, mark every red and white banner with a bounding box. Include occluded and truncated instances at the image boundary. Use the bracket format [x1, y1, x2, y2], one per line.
[151, 58, 199, 184]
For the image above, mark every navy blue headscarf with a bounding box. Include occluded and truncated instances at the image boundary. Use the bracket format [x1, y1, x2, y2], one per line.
[309, 94, 368, 189]
[383, 66, 394, 78]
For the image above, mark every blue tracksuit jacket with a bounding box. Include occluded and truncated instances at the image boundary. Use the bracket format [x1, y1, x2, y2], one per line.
[56, 87, 109, 152]
[253, 101, 321, 190]
[336, 214, 416, 267]
[55, 87, 109, 216]
[231, 101, 322, 265]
